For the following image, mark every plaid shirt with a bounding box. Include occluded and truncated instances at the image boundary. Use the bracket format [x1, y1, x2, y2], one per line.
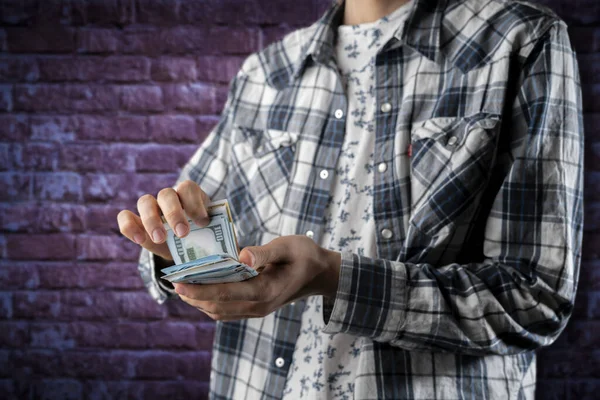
[138, 0, 584, 398]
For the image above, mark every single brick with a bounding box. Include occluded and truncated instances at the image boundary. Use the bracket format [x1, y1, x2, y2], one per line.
[0, 321, 30, 347]
[82, 173, 131, 202]
[30, 116, 77, 142]
[34, 172, 82, 202]
[12, 142, 58, 171]
[10, 349, 63, 377]
[0, 114, 28, 141]
[120, 85, 164, 112]
[85, 205, 125, 234]
[135, 144, 196, 172]
[147, 321, 198, 349]
[148, 115, 197, 143]
[116, 322, 149, 348]
[133, 351, 187, 379]
[163, 83, 215, 113]
[13, 291, 61, 318]
[29, 323, 75, 349]
[116, 116, 149, 142]
[0, 261, 39, 290]
[159, 26, 212, 54]
[81, 262, 144, 290]
[122, 26, 163, 55]
[85, 0, 133, 25]
[67, 322, 114, 348]
[15, 84, 119, 112]
[76, 234, 138, 261]
[0, 172, 32, 201]
[151, 57, 198, 82]
[196, 56, 244, 83]
[207, 26, 260, 55]
[0, 56, 39, 82]
[6, 27, 75, 53]
[117, 291, 169, 319]
[61, 350, 134, 379]
[79, 56, 151, 82]
[38, 204, 86, 233]
[6, 233, 76, 260]
[37, 57, 82, 81]
[135, 0, 179, 25]
[77, 28, 121, 54]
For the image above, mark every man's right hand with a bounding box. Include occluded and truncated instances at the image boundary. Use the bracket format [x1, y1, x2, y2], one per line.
[117, 180, 212, 261]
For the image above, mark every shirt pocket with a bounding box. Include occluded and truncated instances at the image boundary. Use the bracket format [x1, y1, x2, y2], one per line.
[229, 126, 298, 242]
[409, 114, 501, 236]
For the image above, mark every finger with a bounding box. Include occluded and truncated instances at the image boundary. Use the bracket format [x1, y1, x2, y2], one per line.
[117, 210, 146, 245]
[157, 188, 188, 238]
[176, 180, 210, 227]
[239, 240, 290, 269]
[137, 194, 167, 244]
[173, 278, 268, 303]
[117, 210, 173, 260]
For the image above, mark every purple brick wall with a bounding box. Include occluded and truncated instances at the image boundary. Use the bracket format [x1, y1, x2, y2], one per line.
[0, 0, 597, 398]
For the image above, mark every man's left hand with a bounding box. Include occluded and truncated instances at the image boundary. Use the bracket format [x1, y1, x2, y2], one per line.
[173, 235, 342, 321]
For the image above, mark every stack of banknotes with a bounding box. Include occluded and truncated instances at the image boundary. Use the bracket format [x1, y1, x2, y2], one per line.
[160, 200, 259, 285]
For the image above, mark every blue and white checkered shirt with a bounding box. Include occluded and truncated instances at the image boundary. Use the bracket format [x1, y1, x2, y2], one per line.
[138, 0, 584, 398]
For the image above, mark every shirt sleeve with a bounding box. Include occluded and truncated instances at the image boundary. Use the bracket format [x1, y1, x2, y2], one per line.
[137, 72, 243, 304]
[322, 21, 584, 355]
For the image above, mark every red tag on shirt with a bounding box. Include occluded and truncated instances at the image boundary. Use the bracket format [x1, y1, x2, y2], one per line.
[407, 144, 412, 157]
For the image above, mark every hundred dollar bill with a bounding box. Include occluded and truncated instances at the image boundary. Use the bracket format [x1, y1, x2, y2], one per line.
[161, 200, 258, 285]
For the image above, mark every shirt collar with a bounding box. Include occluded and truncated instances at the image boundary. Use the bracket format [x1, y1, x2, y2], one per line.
[291, 0, 447, 82]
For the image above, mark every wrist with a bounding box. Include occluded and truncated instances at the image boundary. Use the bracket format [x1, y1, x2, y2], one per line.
[321, 249, 341, 299]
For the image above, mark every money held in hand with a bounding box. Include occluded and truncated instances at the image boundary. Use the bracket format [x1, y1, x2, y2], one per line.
[160, 200, 258, 285]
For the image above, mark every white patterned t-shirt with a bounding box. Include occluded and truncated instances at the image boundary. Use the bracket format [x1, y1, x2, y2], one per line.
[282, 4, 412, 399]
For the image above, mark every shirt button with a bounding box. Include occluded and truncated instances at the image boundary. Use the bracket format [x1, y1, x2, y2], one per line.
[319, 169, 329, 179]
[380, 102, 392, 113]
[377, 162, 387, 173]
[334, 109, 344, 119]
[381, 228, 393, 240]
[275, 357, 285, 368]
[447, 136, 458, 146]
[306, 230, 314, 239]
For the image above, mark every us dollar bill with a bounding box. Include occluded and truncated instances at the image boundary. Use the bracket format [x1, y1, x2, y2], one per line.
[161, 199, 257, 285]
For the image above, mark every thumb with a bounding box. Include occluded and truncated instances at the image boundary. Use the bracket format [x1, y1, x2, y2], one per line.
[239, 242, 288, 269]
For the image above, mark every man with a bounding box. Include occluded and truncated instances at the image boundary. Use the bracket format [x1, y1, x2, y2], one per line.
[117, 0, 583, 398]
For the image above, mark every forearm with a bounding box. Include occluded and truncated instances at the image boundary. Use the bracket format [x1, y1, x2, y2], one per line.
[322, 251, 576, 356]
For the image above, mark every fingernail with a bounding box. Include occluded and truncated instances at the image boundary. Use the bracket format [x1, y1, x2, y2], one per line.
[175, 223, 188, 238]
[133, 233, 145, 245]
[247, 250, 256, 267]
[152, 229, 165, 243]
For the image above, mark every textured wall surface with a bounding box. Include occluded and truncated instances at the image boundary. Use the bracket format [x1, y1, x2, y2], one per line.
[0, 0, 597, 399]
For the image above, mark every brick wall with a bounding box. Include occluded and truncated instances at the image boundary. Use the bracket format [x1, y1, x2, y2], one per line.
[0, 0, 597, 399]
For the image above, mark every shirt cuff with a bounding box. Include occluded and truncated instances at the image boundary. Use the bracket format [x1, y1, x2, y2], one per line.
[321, 251, 408, 342]
[137, 248, 177, 304]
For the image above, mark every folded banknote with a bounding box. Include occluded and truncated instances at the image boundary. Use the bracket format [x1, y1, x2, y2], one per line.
[160, 200, 258, 285]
